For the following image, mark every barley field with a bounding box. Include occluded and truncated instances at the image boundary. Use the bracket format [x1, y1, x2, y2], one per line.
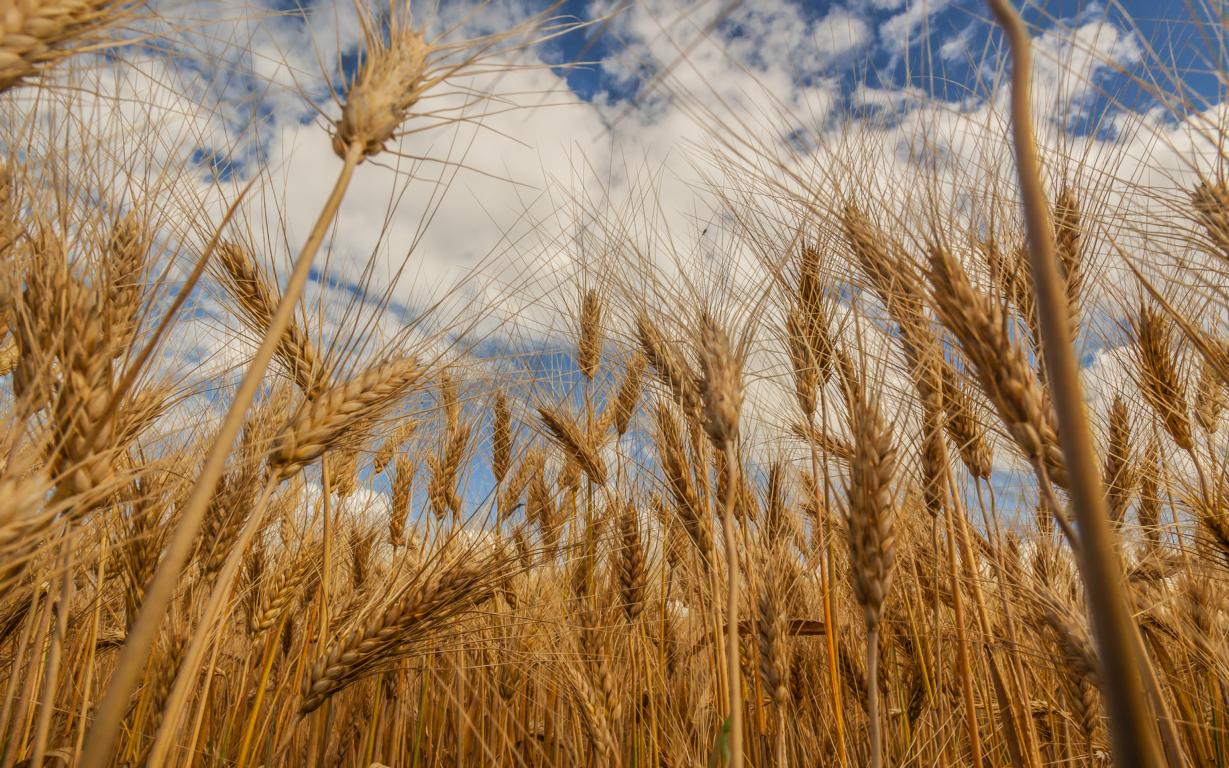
[0, 0, 1226, 765]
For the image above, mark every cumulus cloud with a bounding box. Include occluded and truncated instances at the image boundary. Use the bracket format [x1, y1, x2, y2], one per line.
[880, 0, 954, 54]
[939, 23, 974, 61]
[12, 0, 1217, 407]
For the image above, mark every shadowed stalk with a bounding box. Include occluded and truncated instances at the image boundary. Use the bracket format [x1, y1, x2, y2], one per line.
[805, 429, 848, 766]
[28, 537, 71, 768]
[719, 442, 742, 767]
[698, 314, 744, 768]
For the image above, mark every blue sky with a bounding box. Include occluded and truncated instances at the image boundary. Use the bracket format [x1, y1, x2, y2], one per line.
[125, 0, 1222, 346]
[151, 0, 1223, 204]
[539, 0, 1221, 116]
[0, 0, 1213, 529]
[81, 0, 1225, 503]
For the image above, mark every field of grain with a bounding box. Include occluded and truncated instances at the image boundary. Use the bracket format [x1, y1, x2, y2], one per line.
[0, 0, 1226, 765]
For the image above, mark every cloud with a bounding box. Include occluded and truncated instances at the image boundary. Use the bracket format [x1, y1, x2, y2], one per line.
[1029, 19, 1142, 117]
[813, 6, 872, 61]
[880, 0, 954, 55]
[939, 23, 974, 61]
[13, 0, 1219, 421]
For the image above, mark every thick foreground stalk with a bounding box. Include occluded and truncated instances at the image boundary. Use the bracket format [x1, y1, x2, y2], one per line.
[80, 141, 366, 767]
[985, 2, 1163, 766]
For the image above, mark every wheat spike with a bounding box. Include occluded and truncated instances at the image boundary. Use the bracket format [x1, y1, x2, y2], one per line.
[267, 356, 421, 480]
[11, 225, 66, 410]
[332, 12, 429, 159]
[299, 551, 502, 714]
[215, 242, 324, 397]
[940, 367, 993, 480]
[492, 391, 512, 483]
[844, 387, 897, 630]
[372, 418, 418, 475]
[427, 419, 469, 521]
[611, 352, 646, 437]
[539, 405, 606, 486]
[928, 243, 1066, 487]
[1194, 355, 1225, 433]
[1192, 179, 1229, 262]
[578, 289, 602, 381]
[635, 313, 701, 414]
[617, 500, 646, 623]
[1103, 396, 1135, 525]
[1137, 438, 1162, 548]
[390, 453, 412, 547]
[1134, 303, 1193, 452]
[102, 213, 150, 358]
[198, 468, 259, 578]
[1052, 186, 1084, 340]
[0, 336, 17, 377]
[654, 401, 711, 563]
[697, 313, 742, 449]
[788, 421, 854, 462]
[757, 566, 789, 711]
[795, 243, 834, 367]
[565, 660, 620, 768]
[252, 548, 317, 633]
[0, 0, 129, 91]
[49, 274, 112, 504]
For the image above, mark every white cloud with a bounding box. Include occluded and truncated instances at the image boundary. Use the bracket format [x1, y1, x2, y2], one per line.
[939, 23, 974, 61]
[1029, 19, 1142, 117]
[813, 6, 871, 60]
[880, 0, 953, 54]
[10, 0, 1220, 441]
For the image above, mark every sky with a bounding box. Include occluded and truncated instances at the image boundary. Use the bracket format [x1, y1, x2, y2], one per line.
[202, 0, 1216, 353]
[12, 0, 1226, 502]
